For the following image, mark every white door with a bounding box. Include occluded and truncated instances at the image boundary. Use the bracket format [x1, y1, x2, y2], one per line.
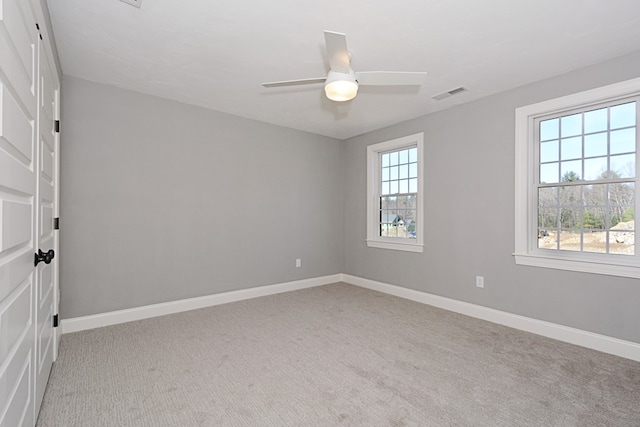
[0, 0, 39, 425]
[34, 30, 59, 410]
[1, 0, 59, 425]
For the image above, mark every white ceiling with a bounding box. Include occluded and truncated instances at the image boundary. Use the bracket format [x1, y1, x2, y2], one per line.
[47, 0, 640, 140]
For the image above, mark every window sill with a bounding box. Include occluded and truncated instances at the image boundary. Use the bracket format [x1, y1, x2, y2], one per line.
[366, 239, 424, 253]
[513, 252, 640, 279]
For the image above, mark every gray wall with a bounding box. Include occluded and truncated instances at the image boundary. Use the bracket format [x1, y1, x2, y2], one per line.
[62, 52, 640, 344]
[60, 76, 343, 318]
[343, 51, 640, 344]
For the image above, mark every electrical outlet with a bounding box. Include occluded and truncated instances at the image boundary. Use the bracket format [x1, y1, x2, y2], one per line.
[296, 258, 301, 268]
[476, 276, 484, 288]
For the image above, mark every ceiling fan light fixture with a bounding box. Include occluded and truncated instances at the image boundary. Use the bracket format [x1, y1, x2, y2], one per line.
[324, 70, 358, 102]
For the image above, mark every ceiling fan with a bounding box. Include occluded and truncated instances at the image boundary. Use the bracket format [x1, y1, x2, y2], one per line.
[262, 31, 427, 102]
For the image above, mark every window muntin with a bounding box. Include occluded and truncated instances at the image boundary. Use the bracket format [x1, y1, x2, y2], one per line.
[535, 100, 637, 256]
[367, 133, 424, 252]
[514, 77, 640, 278]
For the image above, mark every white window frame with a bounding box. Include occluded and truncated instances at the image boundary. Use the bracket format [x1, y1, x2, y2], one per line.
[367, 133, 424, 253]
[514, 77, 640, 278]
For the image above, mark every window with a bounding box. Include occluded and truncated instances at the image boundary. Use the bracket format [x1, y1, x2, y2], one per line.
[515, 77, 640, 278]
[367, 133, 424, 252]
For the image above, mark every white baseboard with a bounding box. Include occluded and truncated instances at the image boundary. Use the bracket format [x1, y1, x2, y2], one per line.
[341, 274, 640, 362]
[61, 272, 640, 362]
[61, 274, 342, 334]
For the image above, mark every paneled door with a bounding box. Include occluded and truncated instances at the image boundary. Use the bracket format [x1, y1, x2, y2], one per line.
[34, 28, 59, 412]
[0, 0, 59, 425]
[0, 0, 39, 425]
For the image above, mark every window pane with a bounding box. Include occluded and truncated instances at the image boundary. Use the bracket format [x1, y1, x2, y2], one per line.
[396, 195, 407, 208]
[381, 182, 390, 195]
[390, 180, 399, 194]
[382, 196, 397, 209]
[559, 186, 581, 207]
[610, 154, 635, 178]
[585, 183, 607, 205]
[584, 183, 606, 202]
[582, 236, 606, 253]
[610, 102, 636, 129]
[561, 160, 582, 181]
[538, 229, 557, 249]
[409, 147, 417, 163]
[583, 184, 607, 230]
[539, 186, 558, 208]
[409, 178, 417, 193]
[610, 186, 634, 255]
[389, 166, 399, 180]
[583, 209, 606, 231]
[399, 149, 409, 164]
[538, 208, 558, 228]
[407, 195, 417, 209]
[538, 186, 559, 249]
[399, 179, 409, 194]
[381, 153, 390, 167]
[382, 167, 389, 181]
[558, 230, 581, 251]
[584, 157, 608, 181]
[540, 118, 559, 141]
[610, 202, 635, 255]
[409, 163, 417, 178]
[611, 207, 635, 230]
[380, 209, 397, 237]
[399, 164, 409, 179]
[540, 140, 559, 163]
[561, 113, 582, 137]
[584, 107, 608, 134]
[540, 162, 559, 183]
[381, 209, 409, 237]
[609, 183, 635, 224]
[610, 232, 634, 255]
[389, 151, 399, 166]
[561, 136, 582, 160]
[584, 133, 607, 158]
[610, 128, 636, 155]
[406, 212, 417, 238]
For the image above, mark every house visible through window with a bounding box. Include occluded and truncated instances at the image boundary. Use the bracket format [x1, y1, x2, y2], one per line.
[514, 77, 640, 278]
[367, 133, 424, 252]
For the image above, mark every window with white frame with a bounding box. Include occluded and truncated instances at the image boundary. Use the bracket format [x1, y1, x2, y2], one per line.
[514, 77, 640, 278]
[367, 133, 424, 252]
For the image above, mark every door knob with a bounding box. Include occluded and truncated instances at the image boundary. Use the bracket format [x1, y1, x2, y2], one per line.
[34, 249, 55, 267]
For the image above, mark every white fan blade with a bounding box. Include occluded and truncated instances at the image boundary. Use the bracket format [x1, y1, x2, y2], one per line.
[356, 71, 427, 86]
[262, 78, 327, 88]
[324, 31, 350, 73]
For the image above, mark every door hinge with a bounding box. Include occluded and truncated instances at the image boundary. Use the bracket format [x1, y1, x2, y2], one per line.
[53, 217, 60, 230]
[55, 120, 60, 133]
[53, 314, 59, 328]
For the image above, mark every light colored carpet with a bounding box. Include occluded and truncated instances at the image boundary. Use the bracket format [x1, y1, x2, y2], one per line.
[37, 283, 640, 426]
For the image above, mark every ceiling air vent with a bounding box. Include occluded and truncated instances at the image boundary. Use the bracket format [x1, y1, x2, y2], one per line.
[432, 87, 467, 101]
[119, 0, 141, 7]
